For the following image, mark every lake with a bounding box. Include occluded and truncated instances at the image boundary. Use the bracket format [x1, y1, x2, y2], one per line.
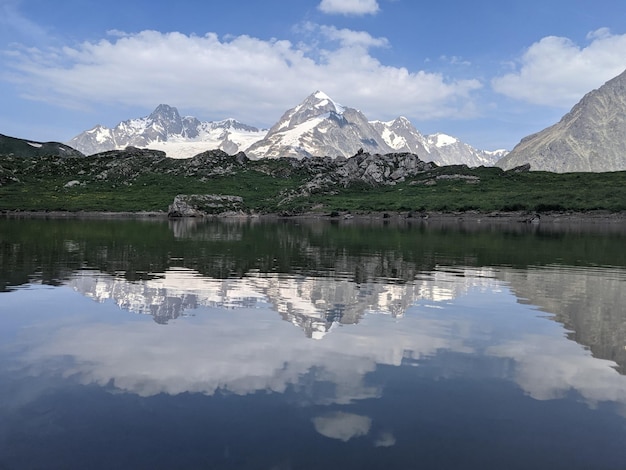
[1, 216, 626, 469]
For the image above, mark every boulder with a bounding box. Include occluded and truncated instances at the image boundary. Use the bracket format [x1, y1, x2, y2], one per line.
[168, 194, 244, 217]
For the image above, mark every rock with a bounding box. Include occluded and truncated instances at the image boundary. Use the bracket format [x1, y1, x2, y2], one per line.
[276, 151, 437, 206]
[435, 174, 481, 183]
[168, 194, 245, 217]
[91, 146, 167, 159]
[505, 163, 531, 173]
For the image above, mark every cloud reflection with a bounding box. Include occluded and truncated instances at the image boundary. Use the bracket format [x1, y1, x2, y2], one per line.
[488, 334, 626, 404]
[312, 412, 372, 441]
[18, 304, 467, 402]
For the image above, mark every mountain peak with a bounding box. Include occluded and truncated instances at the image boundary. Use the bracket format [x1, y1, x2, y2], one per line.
[301, 91, 345, 115]
[149, 104, 181, 121]
[313, 90, 330, 100]
[389, 116, 414, 129]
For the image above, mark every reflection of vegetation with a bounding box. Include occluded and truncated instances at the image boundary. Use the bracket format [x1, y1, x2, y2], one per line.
[1, 153, 625, 212]
[1, 217, 625, 292]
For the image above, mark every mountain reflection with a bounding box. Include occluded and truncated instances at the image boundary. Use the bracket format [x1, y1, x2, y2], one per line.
[67, 266, 497, 337]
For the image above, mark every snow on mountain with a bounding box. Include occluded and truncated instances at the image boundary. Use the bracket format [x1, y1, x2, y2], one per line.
[68, 105, 266, 158]
[430, 133, 458, 148]
[370, 117, 431, 155]
[146, 118, 266, 158]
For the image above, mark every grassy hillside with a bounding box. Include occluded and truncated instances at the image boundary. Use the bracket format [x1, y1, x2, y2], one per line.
[1, 151, 625, 213]
[0, 133, 84, 158]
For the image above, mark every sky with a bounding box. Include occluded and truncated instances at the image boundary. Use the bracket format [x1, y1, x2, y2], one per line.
[1, 0, 626, 151]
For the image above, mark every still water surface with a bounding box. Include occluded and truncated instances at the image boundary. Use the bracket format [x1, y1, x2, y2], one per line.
[1, 217, 626, 469]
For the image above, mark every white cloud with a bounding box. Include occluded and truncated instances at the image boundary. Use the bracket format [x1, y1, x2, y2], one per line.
[318, 0, 380, 16]
[492, 29, 626, 108]
[439, 55, 471, 66]
[4, 28, 481, 125]
[317, 24, 389, 49]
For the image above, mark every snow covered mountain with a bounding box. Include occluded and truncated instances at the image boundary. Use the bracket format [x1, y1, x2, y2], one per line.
[371, 117, 506, 167]
[246, 91, 505, 165]
[68, 104, 266, 158]
[68, 93, 506, 165]
[245, 91, 392, 159]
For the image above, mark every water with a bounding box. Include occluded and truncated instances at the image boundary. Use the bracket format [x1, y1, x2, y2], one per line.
[1, 217, 626, 469]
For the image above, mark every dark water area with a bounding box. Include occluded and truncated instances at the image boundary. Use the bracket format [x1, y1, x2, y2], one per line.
[1, 217, 626, 469]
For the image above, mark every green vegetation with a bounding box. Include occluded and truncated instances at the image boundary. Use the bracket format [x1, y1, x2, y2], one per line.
[301, 165, 626, 213]
[1, 152, 625, 213]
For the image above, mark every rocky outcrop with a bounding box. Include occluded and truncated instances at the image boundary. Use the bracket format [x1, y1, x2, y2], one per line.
[279, 151, 437, 203]
[91, 146, 167, 159]
[168, 194, 245, 217]
[336, 151, 436, 185]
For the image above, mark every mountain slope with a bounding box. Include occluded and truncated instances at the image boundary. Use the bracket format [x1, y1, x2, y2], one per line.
[68, 105, 265, 158]
[0, 133, 83, 158]
[497, 68, 626, 172]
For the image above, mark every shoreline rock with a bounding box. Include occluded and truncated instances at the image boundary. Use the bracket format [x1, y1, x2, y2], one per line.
[168, 194, 245, 217]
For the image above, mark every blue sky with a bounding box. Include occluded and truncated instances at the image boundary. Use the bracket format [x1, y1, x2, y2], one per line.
[1, 0, 626, 150]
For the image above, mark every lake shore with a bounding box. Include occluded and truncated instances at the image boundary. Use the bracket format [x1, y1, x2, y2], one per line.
[2, 209, 626, 225]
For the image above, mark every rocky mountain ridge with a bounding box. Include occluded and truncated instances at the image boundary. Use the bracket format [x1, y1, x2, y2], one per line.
[497, 68, 626, 172]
